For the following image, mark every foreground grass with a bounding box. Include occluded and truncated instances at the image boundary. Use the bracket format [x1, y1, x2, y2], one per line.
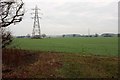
[10, 37, 118, 56]
[58, 54, 118, 78]
[3, 49, 119, 78]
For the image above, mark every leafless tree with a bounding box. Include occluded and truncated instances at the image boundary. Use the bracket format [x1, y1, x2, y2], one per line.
[0, 0, 24, 48]
[0, 0, 24, 27]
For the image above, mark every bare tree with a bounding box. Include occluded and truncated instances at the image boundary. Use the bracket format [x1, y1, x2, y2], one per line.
[0, 0, 24, 48]
[0, 0, 24, 27]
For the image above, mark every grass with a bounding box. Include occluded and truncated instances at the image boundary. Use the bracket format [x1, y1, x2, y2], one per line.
[10, 37, 118, 56]
[3, 37, 118, 78]
[2, 49, 118, 78]
[57, 53, 118, 78]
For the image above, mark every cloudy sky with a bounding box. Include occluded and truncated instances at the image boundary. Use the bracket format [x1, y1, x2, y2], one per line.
[9, 0, 118, 36]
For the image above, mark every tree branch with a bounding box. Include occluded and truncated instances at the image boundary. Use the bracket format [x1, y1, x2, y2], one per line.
[0, 0, 24, 28]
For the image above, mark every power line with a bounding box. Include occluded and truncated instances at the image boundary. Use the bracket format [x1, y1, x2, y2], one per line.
[31, 5, 43, 38]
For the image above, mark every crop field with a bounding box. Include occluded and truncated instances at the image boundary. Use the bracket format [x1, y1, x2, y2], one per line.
[10, 37, 118, 56]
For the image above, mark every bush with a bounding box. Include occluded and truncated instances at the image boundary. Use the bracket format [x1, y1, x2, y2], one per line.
[1, 28, 13, 48]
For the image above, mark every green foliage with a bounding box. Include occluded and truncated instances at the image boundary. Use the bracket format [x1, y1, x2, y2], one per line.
[10, 37, 118, 56]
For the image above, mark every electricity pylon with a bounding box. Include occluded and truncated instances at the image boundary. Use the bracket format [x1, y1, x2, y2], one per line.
[31, 6, 42, 38]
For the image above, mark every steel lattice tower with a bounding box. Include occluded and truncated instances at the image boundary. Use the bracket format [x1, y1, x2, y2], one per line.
[31, 6, 42, 38]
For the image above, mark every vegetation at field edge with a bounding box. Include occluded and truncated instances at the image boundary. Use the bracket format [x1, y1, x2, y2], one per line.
[2, 49, 118, 78]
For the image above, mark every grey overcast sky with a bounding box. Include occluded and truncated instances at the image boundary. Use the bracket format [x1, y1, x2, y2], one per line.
[9, 0, 118, 36]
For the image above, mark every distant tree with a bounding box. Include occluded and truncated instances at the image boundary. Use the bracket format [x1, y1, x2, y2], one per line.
[89, 35, 92, 37]
[73, 34, 76, 37]
[0, 0, 24, 48]
[26, 34, 30, 38]
[42, 34, 46, 38]
[94, 34, 99, 37]
[62, 34, 65, 38]
[118, 34, 120, 37]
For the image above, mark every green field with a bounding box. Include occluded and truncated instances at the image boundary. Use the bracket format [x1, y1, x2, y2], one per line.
[10, 37, 118, 56]
[4, 37, 119, 78]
